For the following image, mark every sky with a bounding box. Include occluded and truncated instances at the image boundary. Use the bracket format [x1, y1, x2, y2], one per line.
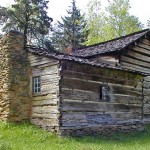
[1, 0, 150, 27]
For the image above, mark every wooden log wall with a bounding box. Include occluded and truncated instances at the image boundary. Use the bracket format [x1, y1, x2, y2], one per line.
[143, 76, 150, 123]
[28, 53, 61, 133]
[120, 38, 150, 74]
[59, 61, 143, 136]
[120, 38, 150, 124]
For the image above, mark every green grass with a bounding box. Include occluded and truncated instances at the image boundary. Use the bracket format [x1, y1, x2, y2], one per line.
[0, 121, 150, 150]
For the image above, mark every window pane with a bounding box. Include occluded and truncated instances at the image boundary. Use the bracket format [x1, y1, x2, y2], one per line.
[34, 88, 37, 93]
[33, 77, 41, 94]
[38, 87, 40, 93]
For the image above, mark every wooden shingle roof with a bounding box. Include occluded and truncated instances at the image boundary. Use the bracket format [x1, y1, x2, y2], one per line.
[27, 46, 148, 76]
[72, 29, 150, 58]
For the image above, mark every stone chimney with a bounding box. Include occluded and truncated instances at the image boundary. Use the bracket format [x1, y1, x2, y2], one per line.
[0, 31, 31, 122]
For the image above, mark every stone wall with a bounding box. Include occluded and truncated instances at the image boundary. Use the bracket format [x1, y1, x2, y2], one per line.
[0, 31, 31, 121]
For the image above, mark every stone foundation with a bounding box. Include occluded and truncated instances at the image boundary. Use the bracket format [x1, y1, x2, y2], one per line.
[60, 122, 144, 136]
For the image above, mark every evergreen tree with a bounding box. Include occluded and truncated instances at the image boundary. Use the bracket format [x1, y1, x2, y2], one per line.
[0, 0, 53, 48]
[85, 0, 143, 45]
[51, 0, 87, 52]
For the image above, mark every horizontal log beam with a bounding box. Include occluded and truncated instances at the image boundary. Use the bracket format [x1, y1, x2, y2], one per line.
[62, 100, 142, 113]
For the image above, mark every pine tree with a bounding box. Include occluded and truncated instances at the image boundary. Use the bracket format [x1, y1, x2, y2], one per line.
[0, 0, 53, 48]
[51, 0, 87, 52]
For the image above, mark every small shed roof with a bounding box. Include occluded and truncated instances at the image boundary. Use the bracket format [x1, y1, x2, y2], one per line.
[72, 29, 150, 58]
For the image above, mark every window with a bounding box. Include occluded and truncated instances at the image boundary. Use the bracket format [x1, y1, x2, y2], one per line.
[32, 77, 41, 94]
[99, 86, 109, 101]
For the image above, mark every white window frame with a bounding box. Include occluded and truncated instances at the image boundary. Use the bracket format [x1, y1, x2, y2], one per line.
[32, 76, 41, 94]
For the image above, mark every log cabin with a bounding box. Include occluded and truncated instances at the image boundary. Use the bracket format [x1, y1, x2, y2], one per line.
[0, 29, 150, 136]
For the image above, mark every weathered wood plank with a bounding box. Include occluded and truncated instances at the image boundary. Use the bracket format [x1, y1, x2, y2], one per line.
[125, 50, 150, 63]
[111, 84, 142, 96]
[61, 75, 137, 91]
[32, 106, 59, 114]
[121, 61, 150, 74]
[141, 39, 150, 46]
[28, 53, 58, 66]
[61, 60, 137, 80]
[111, 94, 142, 104]
[61, 88, 142, 104]
[32, 65, 59, 76]
[31, 62, 59, 69]
[32, 93, 58, 101]
[62, 100, 142, 113]
[41, 86, 59, 95]
[138, 42, 150, 50]
[32, 113, 59, 119]
[31, 118, 59, 127]
[132, 46, 150, 55]
[41, 75, 60, 85]
[121, 55, 150, 69]
[61, 77, 141, 96]
[61, 88, 99, 102]
[32, 99, 59, 106]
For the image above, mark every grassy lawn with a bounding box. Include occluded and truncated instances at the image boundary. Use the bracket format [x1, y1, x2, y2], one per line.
[0, 121, 150, 150]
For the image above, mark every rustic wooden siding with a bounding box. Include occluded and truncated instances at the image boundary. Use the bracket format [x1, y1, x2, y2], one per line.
[120, 38, 150, 74]
[120, 38, 150, 123]
[28, 53, 61, 133]
[143, 76, 150, 123]
[59, 61, 143, 136]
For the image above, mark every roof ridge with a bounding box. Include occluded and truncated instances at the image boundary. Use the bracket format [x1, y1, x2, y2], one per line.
[76, 29, 150, 51]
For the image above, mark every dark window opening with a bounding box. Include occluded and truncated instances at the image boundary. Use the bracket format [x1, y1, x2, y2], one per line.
[99, 86, 109, 101]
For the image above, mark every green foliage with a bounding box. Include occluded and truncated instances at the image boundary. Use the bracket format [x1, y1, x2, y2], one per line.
[51, 0, 87, 52]
[1, 121, 150, 150]
[0, 6, 8, 27]
[106, 0, 143, 37]
[85, 0, 143, 45]
[0, 0, 53, 48]
[84, 0, 108, 45]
